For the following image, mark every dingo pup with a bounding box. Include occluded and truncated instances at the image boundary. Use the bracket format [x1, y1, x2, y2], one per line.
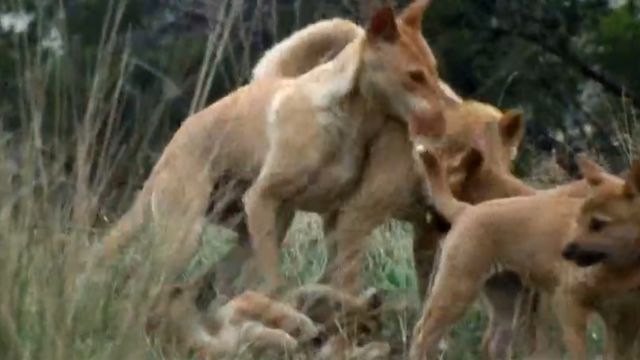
[146, 278, 388, 359]
[409, 149, 640, 360]
[560, 160, 640, 360]
[146, 274, 319, 359]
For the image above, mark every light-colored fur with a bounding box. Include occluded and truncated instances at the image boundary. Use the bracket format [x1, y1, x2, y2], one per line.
[252, 18, 365, 81]
[146, 278, 319, 359]
[561, 159, 640, 360]
[146, 280, 389, 359]
[409, 150, 640, 360]
[102, 2, 452, 292]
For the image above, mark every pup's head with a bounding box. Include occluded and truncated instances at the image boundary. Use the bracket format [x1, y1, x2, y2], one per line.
[359, 1, 451, 141]
[562, 156, 640, 268]
[291, 285, 384, 342]
[445, 108, 532, 204]
[145, 270, 218, 340]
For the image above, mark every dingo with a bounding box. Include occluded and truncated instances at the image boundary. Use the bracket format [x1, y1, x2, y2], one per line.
[409, 149, 640, 360]
[147, 278, 388, 359]
[102, 2, 451, 292]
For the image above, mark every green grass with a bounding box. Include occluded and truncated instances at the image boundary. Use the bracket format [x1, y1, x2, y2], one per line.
[0, 177, 606, 360]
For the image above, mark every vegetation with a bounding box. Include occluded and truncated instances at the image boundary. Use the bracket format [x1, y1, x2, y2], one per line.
[0, 0, 637, 358]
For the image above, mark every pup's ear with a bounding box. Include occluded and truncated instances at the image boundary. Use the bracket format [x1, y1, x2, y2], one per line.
[459, 148, 485, 177]
[362, 287, 384, 311]
[367, 6, 399, 42]
[577, 153, 606, 187]
[623, 159, 640, 197]
[499, 109, 525, 151]
[399, 0, 432, 29]
[416, 145, 439, 174]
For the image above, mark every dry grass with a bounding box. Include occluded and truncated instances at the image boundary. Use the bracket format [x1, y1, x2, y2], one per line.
[2, 2, 637, 359]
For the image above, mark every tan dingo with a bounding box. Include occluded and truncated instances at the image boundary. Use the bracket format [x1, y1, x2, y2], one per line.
[409, 149, 640, 360]
[102, 2, 451, 291]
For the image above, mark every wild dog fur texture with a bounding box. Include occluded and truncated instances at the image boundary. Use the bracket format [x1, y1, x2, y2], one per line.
[409, 149, 640, 360]
[102, 2, 450, 295]
[146, 280, 389, 359]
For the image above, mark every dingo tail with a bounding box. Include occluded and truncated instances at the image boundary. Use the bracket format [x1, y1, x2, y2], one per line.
[252, 18, 363, 81]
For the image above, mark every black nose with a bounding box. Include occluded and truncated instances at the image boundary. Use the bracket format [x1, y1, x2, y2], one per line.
[562, 243, 608, 267]
[562, 243, 579, 260]
[574, 251, 608, 267]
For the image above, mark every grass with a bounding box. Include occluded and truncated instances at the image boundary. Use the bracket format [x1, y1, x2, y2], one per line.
[0, 2, 631, 359]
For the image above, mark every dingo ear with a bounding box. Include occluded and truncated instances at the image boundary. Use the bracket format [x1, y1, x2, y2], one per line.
[577, 153, 606, 186]
[459, 148, 484, 176]
[417, 145, 440, 174]
[623, 159, 640, 197]
[367, 6, 399, 42]
[362, 288, 384, 311]
[499, 109, 525, 150]
[399, 0, 432, 29]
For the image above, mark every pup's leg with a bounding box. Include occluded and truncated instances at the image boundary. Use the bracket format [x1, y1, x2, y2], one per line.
[552, 293, 589, 360]
[324, 205, 391, 294]
[410, 233, 492, 360]
[259, 299, 320, 342]
[215, 207, 294, 296]
[322, 123, 416, 294]
[412, 215, 447, 300]
[480, 270, 523, 360]
[239, 321, 299, 352]
[244, 180, 288, 292]
[228, 291, 320, 342]
[601, 301, 640, 360]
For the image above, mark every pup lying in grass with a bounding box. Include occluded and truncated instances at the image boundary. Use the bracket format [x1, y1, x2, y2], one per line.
[146, 277, 389, 359]
[145, 271, 318, 359]
[409, 149, 640, 360]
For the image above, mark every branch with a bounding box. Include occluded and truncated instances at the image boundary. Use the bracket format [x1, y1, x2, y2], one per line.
[493, 27, 640, 108]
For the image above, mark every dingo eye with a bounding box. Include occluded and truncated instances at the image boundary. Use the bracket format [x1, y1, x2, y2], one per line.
[408, 70, 427, 84]
[589, 217, 608, 232]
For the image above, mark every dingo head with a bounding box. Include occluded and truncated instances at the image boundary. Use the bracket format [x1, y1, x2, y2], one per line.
[145, 270, 218, 341]
[445, 108, 532, 204]
[562, 156, 640, 268]
[359, 1, 450, 141]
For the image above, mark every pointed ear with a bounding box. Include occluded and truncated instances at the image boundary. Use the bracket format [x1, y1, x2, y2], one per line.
[362, 287, 384, 311]
[577, 153, 606, 187]
[499, 109, 525, 149]
[416, 145, 439, 174]
[459, 148, 485, 176]
[399, 0, 432, 29]
[367, 6, 399, 42]
[623, 159, 640, 197]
